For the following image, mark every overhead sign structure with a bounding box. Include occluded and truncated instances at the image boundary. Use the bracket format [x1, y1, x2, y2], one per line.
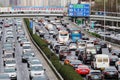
[68, 4, 90, 17]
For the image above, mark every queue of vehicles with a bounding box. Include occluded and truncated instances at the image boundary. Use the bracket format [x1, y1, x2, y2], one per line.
[34, 17, 120, 80]
[0, 18, 48, 80]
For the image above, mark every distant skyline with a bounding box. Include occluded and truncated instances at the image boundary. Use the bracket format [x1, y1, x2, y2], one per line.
[0, 0, 92, 7]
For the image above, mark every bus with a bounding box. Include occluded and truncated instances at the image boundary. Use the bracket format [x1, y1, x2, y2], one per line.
[58, 30, 69, 44]
[91, 54, 110, 70]
[71, 31, 82, 42]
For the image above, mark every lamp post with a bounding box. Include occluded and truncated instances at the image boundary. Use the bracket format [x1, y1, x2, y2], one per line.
[103, 0, 106, 41]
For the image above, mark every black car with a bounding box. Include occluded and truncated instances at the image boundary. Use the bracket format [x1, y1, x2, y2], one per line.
[111, 49, 120, 58]
[109, 55, 119, 65]
[99, 41, 107, 48]
[95, 44, 102, 54]
[86, 70, 104, 80]
[102, 67, 119, 79]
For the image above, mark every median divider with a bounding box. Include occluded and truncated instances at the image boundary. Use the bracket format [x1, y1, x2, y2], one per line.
[24, 18, 83, 80]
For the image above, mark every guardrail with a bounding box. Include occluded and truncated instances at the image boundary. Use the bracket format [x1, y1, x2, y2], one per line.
[24, 19, 64, 80]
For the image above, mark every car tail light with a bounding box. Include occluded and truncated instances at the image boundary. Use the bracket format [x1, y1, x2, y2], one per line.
[115, 71, 118, 74]
[105, 72, 109, 74]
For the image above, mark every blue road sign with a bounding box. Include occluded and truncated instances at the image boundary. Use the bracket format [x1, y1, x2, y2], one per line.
[30, 20, 33, 29]
[68, 4, 90, 17]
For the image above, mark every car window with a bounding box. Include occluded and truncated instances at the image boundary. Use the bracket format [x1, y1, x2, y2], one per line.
[97, 58, 102, 62]
[103, 58, 108, 62]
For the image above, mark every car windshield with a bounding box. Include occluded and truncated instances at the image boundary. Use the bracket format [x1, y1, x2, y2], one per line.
[78, 65, 88, 69]
[4, 68, 15, 72]
[105, 67, 117, 71]
[30, 66, 43, 71]
[71, 60, 82, 64]
[91, 72, 101, 75]
[23, 46, 31, 49]
[23, 53, 33, 56]
[4, 43, 12, 47]
[31, 61, 41, 64]
[6, 60, 16, 64]
[4, 46, 13, 50]
[0, 74, 9, 79]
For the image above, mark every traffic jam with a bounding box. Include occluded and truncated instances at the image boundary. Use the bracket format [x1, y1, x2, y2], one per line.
[33, 17, 120, 80]
[0, 18, 48, 80]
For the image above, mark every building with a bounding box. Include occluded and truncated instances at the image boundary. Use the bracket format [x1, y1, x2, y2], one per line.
[3, 0, 10, 7]
[48, 0, 61, 6]
[9, 0, 17, 6]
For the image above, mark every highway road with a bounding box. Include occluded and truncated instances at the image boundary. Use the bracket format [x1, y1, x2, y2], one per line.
[23, 19, 59, 80]
[0, 18, 59, 80]
[32, 17, 120, 80]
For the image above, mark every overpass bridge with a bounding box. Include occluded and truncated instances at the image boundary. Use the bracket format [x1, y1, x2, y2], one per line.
[0, 13, 120, 22]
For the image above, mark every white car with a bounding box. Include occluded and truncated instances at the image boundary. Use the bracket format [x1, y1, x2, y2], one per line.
[29, 66, 45, 79]
[22, 44, 32, 53]
[4, 67, 17, 79]
[4, 59, 16, 68]
[28, 59, 43, 68]
[69, 43, 77, 50]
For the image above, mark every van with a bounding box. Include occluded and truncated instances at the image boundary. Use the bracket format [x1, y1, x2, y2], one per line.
[91, 54, 109, 70]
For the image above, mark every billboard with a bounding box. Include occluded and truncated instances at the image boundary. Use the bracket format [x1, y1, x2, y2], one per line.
[68, 4, 90, 17]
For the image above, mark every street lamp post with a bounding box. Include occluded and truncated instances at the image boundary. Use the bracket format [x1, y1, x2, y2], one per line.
[104, 0, 106, 41]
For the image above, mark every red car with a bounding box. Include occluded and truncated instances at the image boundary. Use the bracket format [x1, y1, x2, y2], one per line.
[75, 65, 90, 75]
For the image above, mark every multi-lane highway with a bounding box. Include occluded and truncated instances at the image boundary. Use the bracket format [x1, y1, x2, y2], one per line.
[0, 18, 58, 80]
[31, 17, 120, 80]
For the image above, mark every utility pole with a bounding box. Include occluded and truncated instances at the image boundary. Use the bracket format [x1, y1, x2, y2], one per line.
[104, 0, 106, 41]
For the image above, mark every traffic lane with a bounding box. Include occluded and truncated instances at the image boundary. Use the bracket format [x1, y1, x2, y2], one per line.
[23, 19, 58, 80]
[14, 21, 30, 80]
[15, 38, 30, 80]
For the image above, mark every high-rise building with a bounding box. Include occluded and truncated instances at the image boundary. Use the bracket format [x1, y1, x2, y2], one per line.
[9, 0, 17, 6]
[49, 0, 61, 6]
[3, 0, 10, 6]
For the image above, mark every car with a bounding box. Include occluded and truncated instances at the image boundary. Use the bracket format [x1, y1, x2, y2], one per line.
[4, 59, 16, 68]
[27, 59, 42, 68]
[4, 67, 17, 80]
[115, 60, 120, 72]
[69, 60, 82, 69]
[99, 41, 107, 48]
[64, 56, 78, 65]
[68, 42, 77, 50]
[75, 65, 90, 75]
[109, 55, 119, 65]
[6, 36, 15, 43]
[19, 38, 28, 46]
[59, 49, 71, 61]
[3, 43, 15, 54]
[102, 67, 118, 79]
[0, 73, 10, 80]
[86, 70, 104, 80]
[29, 66, 45, 79]
[22, 52, 35, 63]
[94, 44, 102, 54]
[3, 53, 14, 61]
[111, 49, 120, 57]
[22, 44, 32, 53]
